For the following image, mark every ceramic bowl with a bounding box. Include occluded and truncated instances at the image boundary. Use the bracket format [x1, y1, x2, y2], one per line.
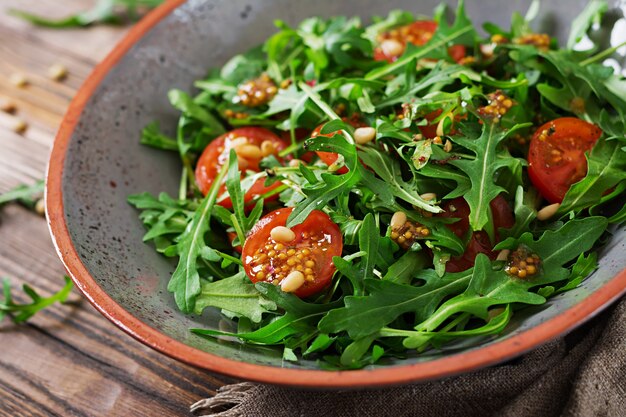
[47, 0, 626, 387]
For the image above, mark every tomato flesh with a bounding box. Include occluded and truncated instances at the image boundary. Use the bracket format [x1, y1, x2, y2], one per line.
[242, 208, 343, 298]
[195, 127, 288, 208]
[438, 196, 514, 272]
[528, 118, 601, 204]
[374, 20, 466, 63]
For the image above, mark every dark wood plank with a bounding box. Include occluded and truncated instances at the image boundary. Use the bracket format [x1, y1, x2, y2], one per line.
[0, 1, 230, 415]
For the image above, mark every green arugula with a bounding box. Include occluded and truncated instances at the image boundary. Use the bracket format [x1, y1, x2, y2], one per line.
[449, 120, 529, 232]
[0, 180, 45, 209]
[1, 277, 73, 323]
[9, 0, 163, 28]
[194, 272, 276, 322]
[129, 3, 623, 368]
[166, 162, 229, 313]
[559, 138, 626, 214]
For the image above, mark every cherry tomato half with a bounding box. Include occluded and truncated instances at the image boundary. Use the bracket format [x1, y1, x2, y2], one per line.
[528, 118, 602, 204]
[242, 208, 343, 298]
[438, 196, 514, 272]
[195, 127, 288, 208]
[374, 21, 466, 63]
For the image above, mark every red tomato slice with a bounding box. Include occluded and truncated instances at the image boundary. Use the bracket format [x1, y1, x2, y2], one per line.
[242, 208, 343, 298]
[438, 196, 514, 272]
[195, 127, 288, 208]
[528, 118, 602, 204]
[374, 20, 466, 63]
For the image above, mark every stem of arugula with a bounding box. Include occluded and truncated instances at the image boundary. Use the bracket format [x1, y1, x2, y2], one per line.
[297, 81, 355, 145]
[580, 40, 626, 66]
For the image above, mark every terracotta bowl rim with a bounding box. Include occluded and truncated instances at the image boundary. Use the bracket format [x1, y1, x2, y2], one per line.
[46, 0, 626, 388]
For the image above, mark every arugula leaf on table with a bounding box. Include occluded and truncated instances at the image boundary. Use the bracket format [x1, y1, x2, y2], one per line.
[193, 272, 276, 322]
[9, 0, 163, 28]
[0, 180, 44, 209]
[448, 120, 529, 232]
[1, 277, 73, 323]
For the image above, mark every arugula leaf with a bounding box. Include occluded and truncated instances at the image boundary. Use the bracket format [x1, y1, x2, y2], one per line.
[287, 135, 360, 227]
[1, 276, 73, 323]
[559, 138, 626, 213]
[166, 162, 229, 313]
[449, 120, 529, 231]
[381, 306, 512, 350]
[193, 272, 276, 322]
[9, 0, 164, 28]
[168, 89, 225, 136]
[357, 147, 442, 213]
[193, 283, 339, 344]
[405, 217, 607, 345]
[0, 180, 44, 208]
[140, 122, 178, 151]
[128, 192, 197, 252]
[318, 271, 470, 339]
[567, 0, 608, 50]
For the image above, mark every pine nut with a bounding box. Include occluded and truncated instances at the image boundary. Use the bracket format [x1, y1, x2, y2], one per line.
[9, 73, 28, 87]
[390, 211, 407, 229]
[289, 159, 302, 167]
[444, 139, 453, 152]
[0, 97, 16, 113]
[420, 193, 437, 201]
[228, 137, 249, 148]
[380, 39, 404, 57]
[260, 140, 276, 156]
[436, 119, 445, 138]
[236, 144, 263, 159]
[13, 119, 27, 134]
[537, 203, 561, 221]
[35, 198, 46, 217]
[280, 271, 305, 293]
[496, 249, 510, 262]
[353, 127, 376, 145]
[48, 63, 68, 81]
[270, 226, 295, 243]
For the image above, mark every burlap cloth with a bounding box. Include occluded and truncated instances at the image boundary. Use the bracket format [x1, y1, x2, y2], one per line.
[191, 298, 626, 417]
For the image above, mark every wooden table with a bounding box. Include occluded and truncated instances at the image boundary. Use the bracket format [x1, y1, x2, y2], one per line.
[0, 2, 230, 415]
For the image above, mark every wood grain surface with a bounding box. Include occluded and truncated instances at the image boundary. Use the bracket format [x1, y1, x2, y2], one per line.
[0, 2, 231, 416]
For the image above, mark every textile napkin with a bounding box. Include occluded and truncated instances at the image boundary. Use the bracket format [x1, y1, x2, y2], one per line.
[191, 297, 626, 417]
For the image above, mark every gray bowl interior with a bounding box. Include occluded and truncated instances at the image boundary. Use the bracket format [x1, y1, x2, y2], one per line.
[62, 0, 626, 371]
